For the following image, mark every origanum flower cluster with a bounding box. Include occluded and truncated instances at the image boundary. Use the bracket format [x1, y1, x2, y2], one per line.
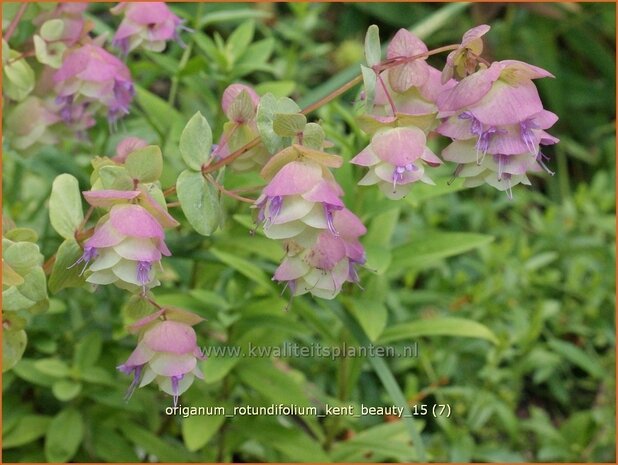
[255, 145, 366, 300]
[4, 2, 185, 150]
[353, 25, 557, 199]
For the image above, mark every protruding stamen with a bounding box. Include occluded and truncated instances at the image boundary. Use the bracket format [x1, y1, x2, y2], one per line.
[266, 195, 283, 226]
[171, 374, 183, 407]
[459, 111, 482, 136]
[520, 119, 539, 154]
[323, 203, 341, 236]
[117, 364, 143, 401]
[137, 261, 152, 290]
[536, 151, 555, 176]
[69, 246, 98, 275]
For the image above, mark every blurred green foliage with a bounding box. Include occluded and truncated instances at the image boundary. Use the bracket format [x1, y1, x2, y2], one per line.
[2, 2, 615, 463]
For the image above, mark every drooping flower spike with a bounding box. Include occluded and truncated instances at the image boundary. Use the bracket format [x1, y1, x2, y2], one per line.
[53, 44, 135, 124]
[76, 190, 176, 292]
[436, 60, 559, 196]
[117, 307, 205, 406]
[111, 2, 185, 54]
[254, 144, 367, 299]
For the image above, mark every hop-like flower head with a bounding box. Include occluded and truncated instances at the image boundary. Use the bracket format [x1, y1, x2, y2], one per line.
[273, 209, 366, 299]
[436, 60, 559, 197]
[117, 307, 205, 405]
[77, 194, 171, 291]
[351, 126, 442, 199]
[111, 2, 184, 54]
[255, 160, 344, 240]
[53, 44, 134, 123]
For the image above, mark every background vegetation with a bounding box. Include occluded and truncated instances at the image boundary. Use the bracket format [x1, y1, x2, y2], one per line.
[3, 2, 615, 462]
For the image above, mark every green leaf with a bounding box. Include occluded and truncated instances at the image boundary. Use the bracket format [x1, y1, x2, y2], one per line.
[119, 422, 194, 462]
[404, 177, 467, 206]
[49, 174, 83, 240]
[73, 332, 103, 371]
[34, 358, 70, 378]
[176, 170, 221, 236]
[135, 85, 184, 134]
[255, 80, 296, 97]
[210, 248, 272, 290]
[180, 111, 212, 171]
[331, 422, 417, 462]
[256, 93, 301, 154]
[92, 427, 139, 462]
[3, 241, 42, 275]
[272, 113, 307, 137]
[52, 379, 82, 401]
[48, 238, 85, 293]
[379, 317, 499, 345]
[301, 123, 325, 150]
[2, 415, 51, 449]
[2, 329, 27, 372]
[547, 339, 604, 379]
[236, 359, 310, 406]
[45, 408, 84, 462]
[97, 165, 134, 191]
[125, 145, 163, 183]
[326, 301, 427, 461]
[237, 37, 275, 67]
[226, 89, 256, 122]
[360, 64, 377, 109]
[226, 20, 255, 62]
[201, 356, 238, 384]
[390, 232, 494, 274]
[364, 24, 381, 66]
[182, 414, 225, 451]
[3, 49, 35, 101]
[40, 19, 65, 41]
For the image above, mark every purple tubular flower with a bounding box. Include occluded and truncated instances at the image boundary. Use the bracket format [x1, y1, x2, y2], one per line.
[69, 245, 98, 275]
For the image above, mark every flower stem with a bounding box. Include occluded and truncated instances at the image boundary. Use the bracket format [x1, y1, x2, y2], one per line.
[205, 174, 255, 203]
[4, 3, 28, 43]
[160, 42, 462, 196]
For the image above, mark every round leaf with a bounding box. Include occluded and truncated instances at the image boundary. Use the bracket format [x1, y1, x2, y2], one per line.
[176, 170, 221, 236]
[2, 330, 27, 372]
[180, 112, 213, 171]
[49, 174, 83, 240]
[125, 145, 163, 183]
[45, 408, 84, 462]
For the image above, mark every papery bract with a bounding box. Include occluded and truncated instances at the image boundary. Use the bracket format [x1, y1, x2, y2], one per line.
[436, 60, 558, 197]
[76, 198, 171, 291]
[53, 44, 135, 123]
[117, 307, 205, 405]
[111, 2, 184, 54]
[351, 126, 442, 199]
